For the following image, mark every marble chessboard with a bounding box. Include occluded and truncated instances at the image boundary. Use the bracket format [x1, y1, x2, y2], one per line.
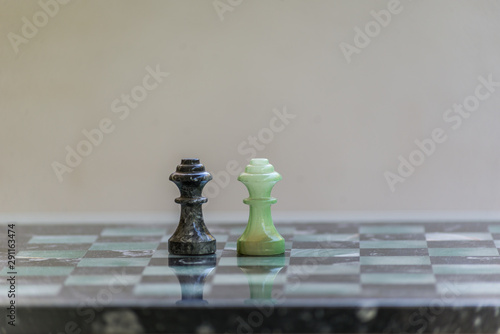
[2, 221, 500, 333]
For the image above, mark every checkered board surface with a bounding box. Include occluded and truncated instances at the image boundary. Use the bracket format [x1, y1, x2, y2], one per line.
[2, 221, 500, 306]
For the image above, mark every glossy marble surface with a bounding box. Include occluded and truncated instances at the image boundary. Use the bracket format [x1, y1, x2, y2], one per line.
[2, 221, 500, 333]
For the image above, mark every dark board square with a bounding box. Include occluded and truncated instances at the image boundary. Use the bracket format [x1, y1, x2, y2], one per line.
[362, 284, 437, 298]
[360, 233, 426, 241]
[59, 285, 136, 299]
[17, 224, 104, 235]
[148, 258, 170, 266]
[209, 285, 250, 299]
[292, 241, 359, 249]
[424, 223, 490, 233]
[140, 276, 180, 284]
[296, 223, 358, 234]
[156, 242, 169, 250]
[287, 274, 360, 283]
[360, 248, 429, 256]
[361, 265, 433, 274]
[72, 267, 145, 275]
[290, 257, 359, 266]
[427, 240, 496, 248]
[18, 276, 67, 284]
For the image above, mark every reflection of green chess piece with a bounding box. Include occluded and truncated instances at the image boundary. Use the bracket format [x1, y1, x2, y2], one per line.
[237, 255, 285, 301]
[237, 158, 285, 256]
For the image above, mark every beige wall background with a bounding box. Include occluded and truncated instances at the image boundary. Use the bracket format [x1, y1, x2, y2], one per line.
[1, 0, 500, 216]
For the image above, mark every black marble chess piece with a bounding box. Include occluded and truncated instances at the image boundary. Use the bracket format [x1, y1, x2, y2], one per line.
[168, 159, 216, 255]
[168, 255, 216, 304]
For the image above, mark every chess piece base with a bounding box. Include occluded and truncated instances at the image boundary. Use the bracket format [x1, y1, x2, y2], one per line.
[237, 238, 285, 256]
[169, 239, 216, 255]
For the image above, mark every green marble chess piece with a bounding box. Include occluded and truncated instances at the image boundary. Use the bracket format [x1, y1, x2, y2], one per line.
[237, 158, 285, 256]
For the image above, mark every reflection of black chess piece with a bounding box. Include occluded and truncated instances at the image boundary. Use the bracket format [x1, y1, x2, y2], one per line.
[168, 159, 216, 255]
[237, 255, 285, 300]
[168, 255, 216, 304]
